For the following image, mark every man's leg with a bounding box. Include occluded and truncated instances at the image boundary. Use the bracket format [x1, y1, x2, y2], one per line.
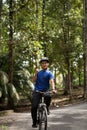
[31, 92, 41, 127]
[45, 95, 51, 115]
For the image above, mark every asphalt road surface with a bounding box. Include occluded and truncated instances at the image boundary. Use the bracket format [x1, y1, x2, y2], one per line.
[0, 102, 87, 130]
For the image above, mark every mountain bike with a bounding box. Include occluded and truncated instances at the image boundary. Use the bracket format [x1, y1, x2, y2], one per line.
[36, 90, 52, 130]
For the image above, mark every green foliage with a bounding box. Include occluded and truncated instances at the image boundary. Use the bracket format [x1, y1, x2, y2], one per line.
[0, 71, 20, 105]
[45, 0, 83, 75]
[0, 89, 2, 98]
[0, 71, 8, 86]
[1, 0, 83, 76]
[7, 83, 20, 105]
[14, 68, 34, 93]
[0, 0, 84, 103]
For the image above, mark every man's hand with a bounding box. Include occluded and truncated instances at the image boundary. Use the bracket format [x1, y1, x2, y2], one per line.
[52, 89, 57, 94]
[32, 68, 39, 83]
[50, 79, 57, 94]
[35, 68, 39, 75]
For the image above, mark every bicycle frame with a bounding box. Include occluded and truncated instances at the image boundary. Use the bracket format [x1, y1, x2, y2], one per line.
[36, 90, 52, 130]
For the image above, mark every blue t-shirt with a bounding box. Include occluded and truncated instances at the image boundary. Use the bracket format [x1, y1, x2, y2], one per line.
[35, 69, 54, 91]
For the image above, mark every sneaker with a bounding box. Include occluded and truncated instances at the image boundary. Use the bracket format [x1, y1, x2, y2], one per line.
[37, 119, 39, 125]
[47, 108, 50, 115]
[47, 109, 50, 115]
[32, 124, 37, 128]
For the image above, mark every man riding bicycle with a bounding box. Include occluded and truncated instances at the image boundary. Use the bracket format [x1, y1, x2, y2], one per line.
[31, 57, 56, 128]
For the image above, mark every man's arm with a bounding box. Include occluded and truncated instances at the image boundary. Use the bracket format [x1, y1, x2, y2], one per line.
[50, 79, 57, 93]
[32, 68, 39, 83]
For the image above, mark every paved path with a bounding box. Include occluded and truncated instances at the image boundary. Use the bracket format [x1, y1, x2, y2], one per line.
[0, 102, 87, 130]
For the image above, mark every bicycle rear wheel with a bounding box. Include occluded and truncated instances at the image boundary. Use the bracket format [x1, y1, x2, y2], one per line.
[39, 107, 47, 130]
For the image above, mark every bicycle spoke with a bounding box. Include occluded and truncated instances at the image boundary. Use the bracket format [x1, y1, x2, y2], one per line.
[39, 107, 47, 130]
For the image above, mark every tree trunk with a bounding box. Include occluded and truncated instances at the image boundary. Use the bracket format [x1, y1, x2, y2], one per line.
[63, 74, 68, 95]
[78, 71, 81, 86]
[8, 0, 14, 84]
[36, 0, 38, 31]
[42, 0, 45, 29]
[67, 59, 72, 100]
[62, 2, 72, 100]
[54, 67, 57, 86]
[63, 58, 72, 99]
[35, 0, 39, 68]
[42, 0, 47, 57]
[83, 0, 87, 98]
[0, 0, 2, 44]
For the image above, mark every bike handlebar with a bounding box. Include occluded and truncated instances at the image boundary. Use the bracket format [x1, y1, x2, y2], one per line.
[35, 90, 53, 95]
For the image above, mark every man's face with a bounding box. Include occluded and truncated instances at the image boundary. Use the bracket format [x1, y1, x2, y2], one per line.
[41, 61, 49, 70]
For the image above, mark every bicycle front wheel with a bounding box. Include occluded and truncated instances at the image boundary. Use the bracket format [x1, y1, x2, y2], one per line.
[39, 107, 47, 130]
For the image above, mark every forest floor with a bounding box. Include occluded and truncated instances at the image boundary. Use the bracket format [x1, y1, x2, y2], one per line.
[14, 86, 84, 112]
[0, 86, 85, 115]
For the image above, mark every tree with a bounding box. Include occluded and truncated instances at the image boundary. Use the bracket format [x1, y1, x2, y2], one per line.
[83, 0, 87, 98]
[8, 0, 14, 83]
[0, 0, 2, 44]
[0, 0, 84, 107]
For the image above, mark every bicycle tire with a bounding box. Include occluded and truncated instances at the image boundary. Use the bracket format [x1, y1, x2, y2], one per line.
[39, 107, 47, 130]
